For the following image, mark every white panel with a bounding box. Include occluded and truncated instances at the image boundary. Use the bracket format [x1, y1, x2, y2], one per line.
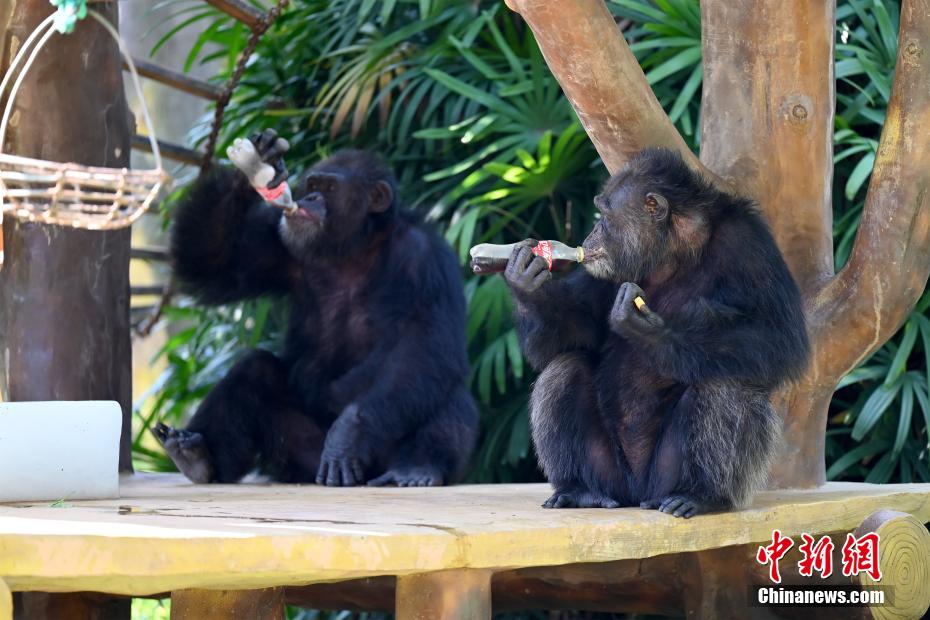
[0, 401, 121, 502]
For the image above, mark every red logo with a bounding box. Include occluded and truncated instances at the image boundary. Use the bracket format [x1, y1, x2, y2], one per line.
[756, 530, 882, 583]
[532, 240, 554, 269]
[841, 532, 882, 581]
[798, 533, 835, 578]
[756, 529, 794, 583]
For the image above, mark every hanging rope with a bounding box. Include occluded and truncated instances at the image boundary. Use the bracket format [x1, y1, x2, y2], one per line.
[200, 0, 289, 171]
[135, 0, 289, 337]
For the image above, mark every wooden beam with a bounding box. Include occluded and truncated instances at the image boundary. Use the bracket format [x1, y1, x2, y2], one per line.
[853, 510, 930, 620]
[171, 588, 284, 620]
[131, 285, 166, 296]
[203, 0, 263, 29]
[815, 0, 930, 380]
[130, 247, 168, 262]
[132, 134, 203, 166]
[503, 0, 705, 177]
[395, 570, 491, 620]
[124, 58, 222, 101]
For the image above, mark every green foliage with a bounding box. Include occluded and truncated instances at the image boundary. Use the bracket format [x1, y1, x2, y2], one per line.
[137, 0, 928, 485]
[131, 598, 170, 620]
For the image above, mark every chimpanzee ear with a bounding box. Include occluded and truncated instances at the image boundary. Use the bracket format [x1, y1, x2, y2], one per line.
[645, 192, 669, 221]
[369, 180, 394, 213]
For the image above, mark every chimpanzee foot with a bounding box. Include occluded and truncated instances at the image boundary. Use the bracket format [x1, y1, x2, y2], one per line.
[642, 493, 714, 519]
[152, 423, 214, 484]
[367, 466, 444, 487]
[542, 488, 621, 509]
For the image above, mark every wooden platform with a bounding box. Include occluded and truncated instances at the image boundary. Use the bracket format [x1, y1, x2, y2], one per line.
[1, 474, 929, 618]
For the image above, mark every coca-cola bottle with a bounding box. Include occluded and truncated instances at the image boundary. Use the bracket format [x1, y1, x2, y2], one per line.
[469, 240, 590, 274]
[227, 137, 296, 213]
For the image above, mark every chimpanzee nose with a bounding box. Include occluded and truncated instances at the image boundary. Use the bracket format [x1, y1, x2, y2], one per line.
[305, 191, 324, 202]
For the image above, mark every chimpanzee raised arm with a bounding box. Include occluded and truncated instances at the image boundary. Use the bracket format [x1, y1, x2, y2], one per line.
[157, 141, 479, 489]
[170, 130, 293, 304]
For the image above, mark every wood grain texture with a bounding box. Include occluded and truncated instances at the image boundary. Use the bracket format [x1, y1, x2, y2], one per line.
[395, 570, 491, 620]
[171, 588, 284, 620]
[700, 1, 836, 295]
[0, 474, 927, 595]
[854, 510, 930, 619]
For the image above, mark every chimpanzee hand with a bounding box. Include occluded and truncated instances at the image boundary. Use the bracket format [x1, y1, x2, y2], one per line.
[248, 128, 290, 188]
[610, 282, 667, 343]
[316, 404, 372, 486]
[503, 240, 551, 296]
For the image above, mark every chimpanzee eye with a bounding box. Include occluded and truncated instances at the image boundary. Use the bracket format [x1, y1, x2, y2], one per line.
[645, 194, 658, 208]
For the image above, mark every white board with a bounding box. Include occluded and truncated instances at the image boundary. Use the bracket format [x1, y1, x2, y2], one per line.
[0, 401, 121, 502]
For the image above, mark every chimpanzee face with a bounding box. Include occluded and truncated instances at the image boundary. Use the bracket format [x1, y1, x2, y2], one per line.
[582, 170, 671, 282]
[278, 153, 394, 256]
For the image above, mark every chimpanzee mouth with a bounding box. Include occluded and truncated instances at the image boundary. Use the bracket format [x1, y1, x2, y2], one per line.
[289, 196, 326, 223]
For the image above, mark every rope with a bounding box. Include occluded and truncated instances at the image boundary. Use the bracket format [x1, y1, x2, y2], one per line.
[135, 0, 289, 337]
[200, 0, 290, 172]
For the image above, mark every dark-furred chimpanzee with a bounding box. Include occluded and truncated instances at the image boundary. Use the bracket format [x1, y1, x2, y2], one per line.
[505, 148, 809, 517]
[154, 130, 478, 487]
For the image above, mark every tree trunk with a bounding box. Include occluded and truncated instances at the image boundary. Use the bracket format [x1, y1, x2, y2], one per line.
[0, 1, 134, 472]
[506, 0, 930, 489]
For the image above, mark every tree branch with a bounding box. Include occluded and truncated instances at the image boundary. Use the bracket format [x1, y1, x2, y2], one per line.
[699, 1, 836, 295]
[504, 0, 704, 176]
[814, 0, 930, 379]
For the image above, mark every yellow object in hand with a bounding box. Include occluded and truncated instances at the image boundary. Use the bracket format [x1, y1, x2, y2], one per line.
[634, 296, 647, 311]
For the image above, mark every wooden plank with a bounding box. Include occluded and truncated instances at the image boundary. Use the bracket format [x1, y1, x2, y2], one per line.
[132, 135, 203, 166]
[125, 58, 223, 101]
[172, 588, 284, 619]
[396, 570, 490, 620]
[0, 474, 928, 596]
[203, 0, 263, 28]
[0, 579, 9, 620]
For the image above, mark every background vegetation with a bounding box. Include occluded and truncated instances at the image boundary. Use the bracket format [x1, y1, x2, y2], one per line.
[133, 0, 929, 487]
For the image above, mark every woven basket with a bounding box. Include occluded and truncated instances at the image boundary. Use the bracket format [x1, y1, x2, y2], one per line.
[0, 10, 170, 265]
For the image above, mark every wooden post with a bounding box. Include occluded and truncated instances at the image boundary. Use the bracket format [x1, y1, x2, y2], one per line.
[171, 588, 285, 620]
[395, 570, 492, 620]
[0, 2, 134, 463]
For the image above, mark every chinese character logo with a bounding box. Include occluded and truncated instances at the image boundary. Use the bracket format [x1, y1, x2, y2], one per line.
[757, 529, 794, 583]
[756, 530, 881, 583]
[842, 532, 882, 581]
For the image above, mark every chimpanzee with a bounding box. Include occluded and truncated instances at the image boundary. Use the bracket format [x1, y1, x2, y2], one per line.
[505, 148, 809, 517]
[154, 130, 478, 487]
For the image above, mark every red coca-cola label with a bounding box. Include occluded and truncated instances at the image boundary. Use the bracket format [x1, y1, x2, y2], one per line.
[532, 240, 553, 269]
[256, 183, 286, 202]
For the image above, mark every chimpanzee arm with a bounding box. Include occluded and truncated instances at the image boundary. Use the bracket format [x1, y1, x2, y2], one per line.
[170, 166, 293, 304]
[315, 231, 470, 485]
[511, 267, 615, 370]
[610, 276, 809, 388]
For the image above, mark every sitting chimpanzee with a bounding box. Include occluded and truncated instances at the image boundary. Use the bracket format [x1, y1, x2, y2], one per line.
[505, 148, 809, 517]
[155, 130, 478, 487]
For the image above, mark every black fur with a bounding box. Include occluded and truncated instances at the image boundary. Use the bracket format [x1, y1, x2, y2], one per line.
[160, 136, 478, 487]
[505, 148, 809, 517]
